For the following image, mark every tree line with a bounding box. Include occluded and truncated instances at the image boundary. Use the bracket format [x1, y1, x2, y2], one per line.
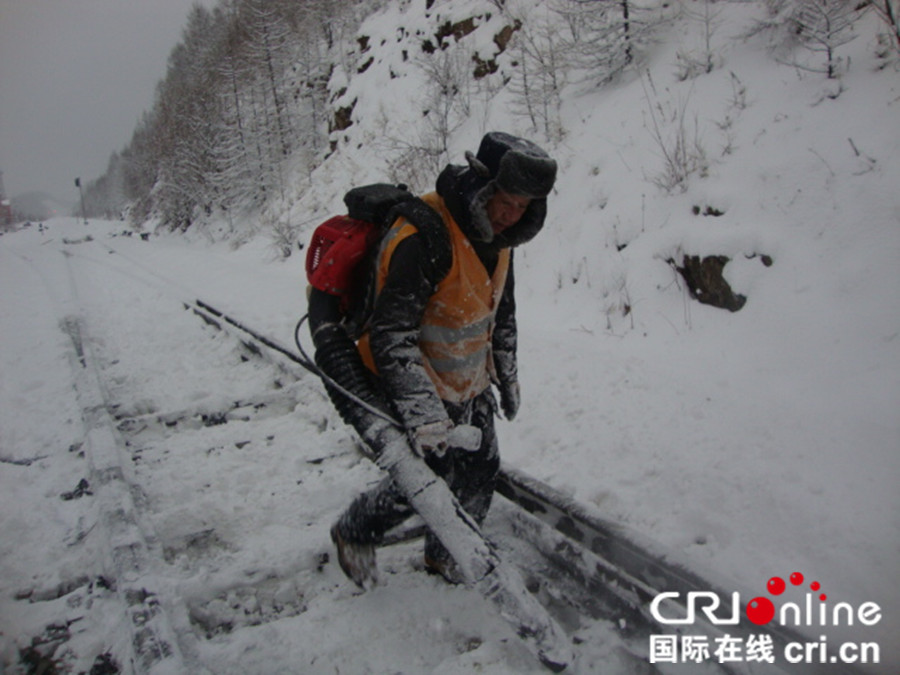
[80, 0, 897, 237]
[79, 0, 673, 233]
[82, 0, 369, 231]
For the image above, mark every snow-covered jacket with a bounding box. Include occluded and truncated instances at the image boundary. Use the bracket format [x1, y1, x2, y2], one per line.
[356, 162, 546, 431]
[360, 190, 510, 406]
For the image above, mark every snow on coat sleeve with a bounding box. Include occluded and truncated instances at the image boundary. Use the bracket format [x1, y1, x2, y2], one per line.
[492, 253, 517, 388]
[368, 234, 451, 431]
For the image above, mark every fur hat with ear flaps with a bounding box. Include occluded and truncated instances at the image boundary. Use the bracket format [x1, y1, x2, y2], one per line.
[436, 131, 557, 247]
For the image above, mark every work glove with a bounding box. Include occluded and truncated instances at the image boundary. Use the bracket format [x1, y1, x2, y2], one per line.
[410, 420, 453, 458]
[499, 379, 520, 421]
[492, 348, 519, 421]
[410, 420, 483, 457]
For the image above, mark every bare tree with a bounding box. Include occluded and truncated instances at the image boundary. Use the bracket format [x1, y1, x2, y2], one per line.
[551, 0, 665, 85]
[208, 5, 261, 223]
[793, 0, 862, 78]
[640, 71, 708, 193]
[380, 120, 447, 195]
[415, 50, 473, 157]
[751, 0, 862, 79]
[507, 8, 568, 142]
[151, 4, 224, 229]
[676, 0, 724, 80]
[869, 0, 900, 51]
[241, 0, 296, 162]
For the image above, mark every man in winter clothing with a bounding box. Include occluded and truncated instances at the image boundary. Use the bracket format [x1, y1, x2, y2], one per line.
[330, 132, 557, 586]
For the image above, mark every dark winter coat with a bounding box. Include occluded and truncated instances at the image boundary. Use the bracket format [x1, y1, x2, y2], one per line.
[362, 162, 548, 432]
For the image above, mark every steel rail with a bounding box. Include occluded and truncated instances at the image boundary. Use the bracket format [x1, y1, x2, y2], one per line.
[188, 298, 869, 675]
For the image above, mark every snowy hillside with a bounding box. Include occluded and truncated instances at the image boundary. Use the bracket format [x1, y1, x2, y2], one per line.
[1, 0, 899, 673]
[287, 0, 900, 659]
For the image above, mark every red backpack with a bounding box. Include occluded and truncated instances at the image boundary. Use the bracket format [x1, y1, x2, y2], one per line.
[305, 183, 450, 338]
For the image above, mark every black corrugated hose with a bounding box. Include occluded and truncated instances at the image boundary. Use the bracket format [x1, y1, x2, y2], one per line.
[299, 288, 401, 455]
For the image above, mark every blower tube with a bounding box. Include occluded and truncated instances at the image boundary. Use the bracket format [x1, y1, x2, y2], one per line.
[305, 292, 572, 670]
[306, 287, 398, 455]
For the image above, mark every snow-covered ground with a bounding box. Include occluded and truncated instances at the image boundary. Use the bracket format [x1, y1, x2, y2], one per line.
[2, 1, 899, 673]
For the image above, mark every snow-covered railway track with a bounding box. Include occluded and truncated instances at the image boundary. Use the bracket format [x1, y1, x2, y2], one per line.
[58, 310, 357, 673]
[60, 314, 186, 674]
[59, 337, 364, 673]
[187, 300, 864, 675]
[21, 242, 376, 673]
[22, 238, 864, 674]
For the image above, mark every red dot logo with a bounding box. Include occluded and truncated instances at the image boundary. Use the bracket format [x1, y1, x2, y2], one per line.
[747, 597, 776, 625]
[810, 581, 826, 601]
[748, 571, 828, 624]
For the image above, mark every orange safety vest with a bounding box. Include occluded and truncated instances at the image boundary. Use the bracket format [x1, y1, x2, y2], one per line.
[358, 192, 510, 402]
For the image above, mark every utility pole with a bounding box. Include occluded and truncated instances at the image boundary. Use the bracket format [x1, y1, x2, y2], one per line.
[75, 177, 87, 225]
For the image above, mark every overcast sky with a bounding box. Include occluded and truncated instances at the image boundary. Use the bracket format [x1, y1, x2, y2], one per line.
[0, 0, 215, 207]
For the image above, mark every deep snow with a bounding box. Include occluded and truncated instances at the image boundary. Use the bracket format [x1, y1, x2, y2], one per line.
[1, 1, 899, 673]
